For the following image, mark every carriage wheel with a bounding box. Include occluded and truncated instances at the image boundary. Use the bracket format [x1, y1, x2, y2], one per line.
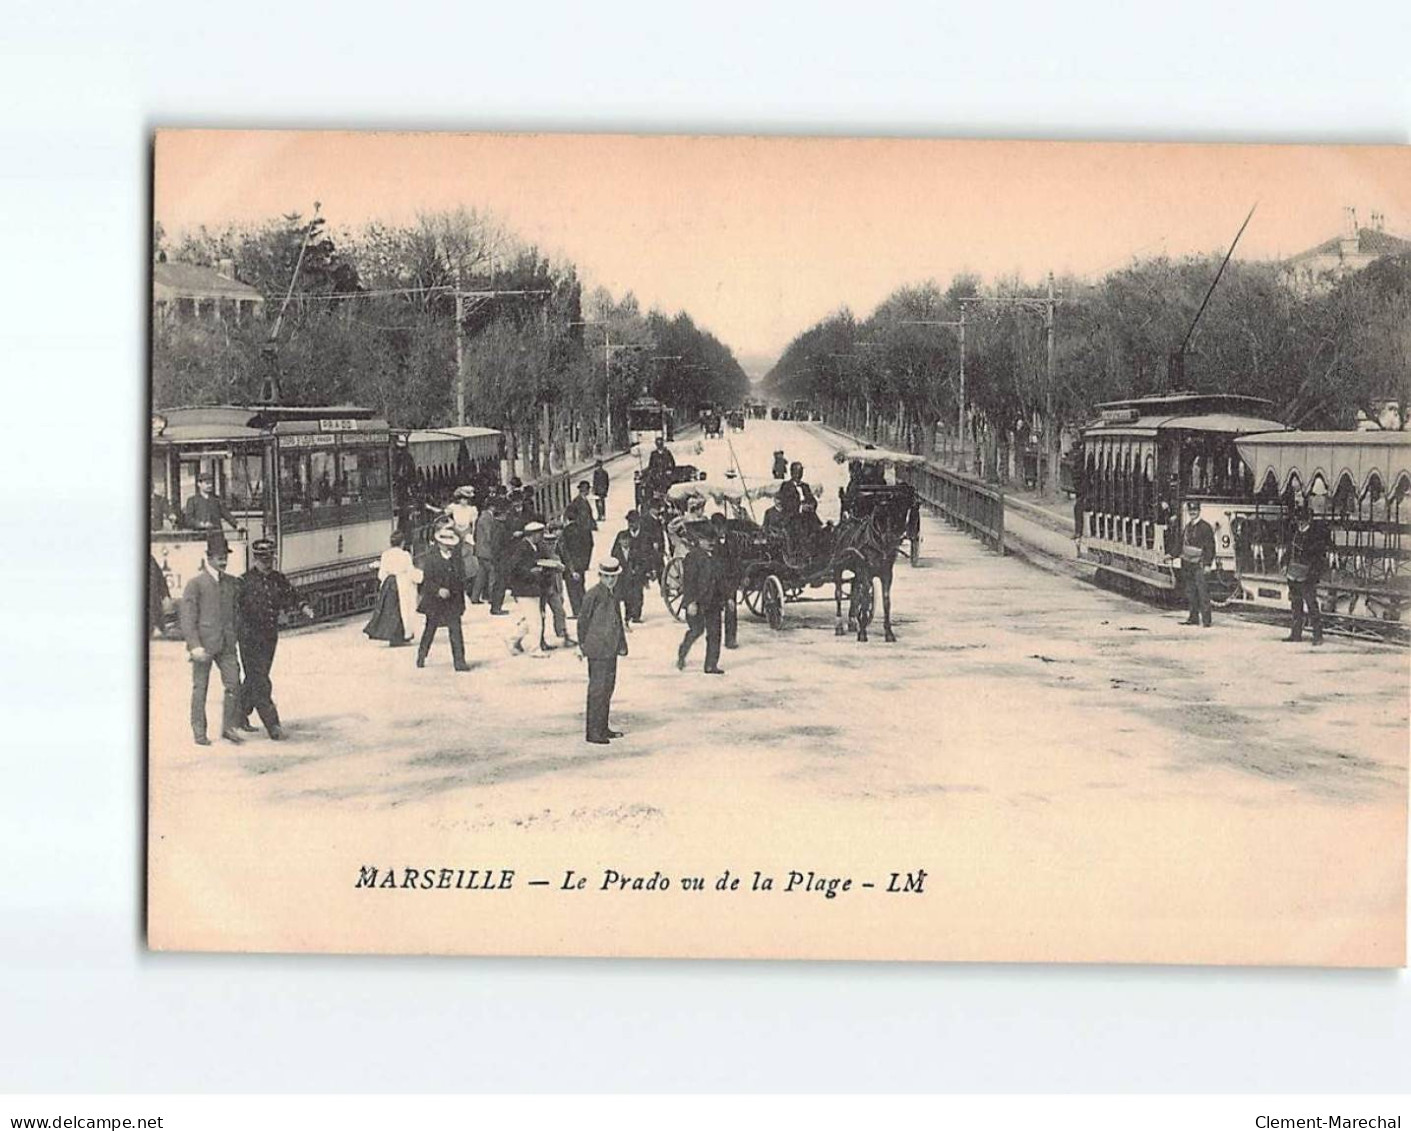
[763, 574, 785, 631]
[743, 571, 766, 618]
[662, 557, 687, 621]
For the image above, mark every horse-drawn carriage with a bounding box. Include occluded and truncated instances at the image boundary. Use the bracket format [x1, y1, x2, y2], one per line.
[635, 462, 702, 510]
[657, 451, 921, 642]
[835, 447, 925, 567]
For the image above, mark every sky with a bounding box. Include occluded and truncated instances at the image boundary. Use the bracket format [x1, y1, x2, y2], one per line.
[154, 131, 1411, 374]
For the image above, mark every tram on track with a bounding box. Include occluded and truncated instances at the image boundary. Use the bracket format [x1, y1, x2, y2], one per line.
[627, 396, 675, 449]
[1075, 392, 1288, 598]
[1232, 430, 1411, 634]
[150, 404, 395, 621]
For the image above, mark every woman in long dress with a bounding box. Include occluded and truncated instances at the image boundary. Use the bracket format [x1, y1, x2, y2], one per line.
[364, 530, 423, 646]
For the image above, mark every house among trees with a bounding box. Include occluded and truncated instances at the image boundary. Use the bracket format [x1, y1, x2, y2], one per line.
[1282, 207, 1411, 294]
[153, 258, 264, 324]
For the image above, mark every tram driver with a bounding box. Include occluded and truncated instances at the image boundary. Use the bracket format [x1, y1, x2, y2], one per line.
[183, 471, 238, 532]
[1179, 500, 1216, 628]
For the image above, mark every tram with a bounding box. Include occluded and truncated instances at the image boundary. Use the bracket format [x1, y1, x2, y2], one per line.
[1231, 430, 1411, 633]
[627, 396, 674, 448]
[150, 404, 395, 621]
[1075, 392, 1287, 598]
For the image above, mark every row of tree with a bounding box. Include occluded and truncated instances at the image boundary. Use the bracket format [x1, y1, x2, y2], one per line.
[763, 252, 1411, 488]
[152, 209, 751, 477]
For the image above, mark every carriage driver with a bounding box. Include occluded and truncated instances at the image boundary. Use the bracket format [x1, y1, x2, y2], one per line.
[777, 461, 817, 519]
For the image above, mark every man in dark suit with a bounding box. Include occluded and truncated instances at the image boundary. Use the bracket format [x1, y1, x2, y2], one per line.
[1179, 500, 1217, 627]
[236, 538, 312, 740]
[577, 557, 628, 744]
[471, 498, 501, 606]
[183, 472, 238, 531]
[416, 526, 471, 670]
[709, 512, 742, 650]
[591, 460, 610, 522]
[1283, 505, 1332, 646]
[676, 527, 730, 675]
[610, 511, 651, 623]
[565, 480, 597, 534]
[560, 509, 595, 618]
[179, 532, 243, 745]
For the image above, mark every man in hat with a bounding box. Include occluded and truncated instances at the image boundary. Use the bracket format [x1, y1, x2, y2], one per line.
[471, 495, 503, 606]
[560, 506, 595, 618]
[591, 459, 610, 521]
[417, 526, 471, 671]
[577, 557, 628, 744]
[236, 538, 313, 740]
[502, 520, 562, 653]
[610, 510, 651, 624]
[183, 472, 237, 531]
[647, 435, 676, 482]
[179, 532, 243, 745]
[539, 523, 576, 648]
[639, 496, 668, 586]
[772, 450, 788, 481]
[565, 479, 597, 534]
[1179, 500, 1217, 627]
[777, 461, 816, 519]
[1282, 504, 1331, 646]
[676, 518, 730, 675]
[709, 511, 743, 651]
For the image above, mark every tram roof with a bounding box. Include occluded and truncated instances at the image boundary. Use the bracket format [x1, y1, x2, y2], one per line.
[152, 404, 389, 443]
[1084, 412, 1288, 438]
[1236, 430, 1411, 499]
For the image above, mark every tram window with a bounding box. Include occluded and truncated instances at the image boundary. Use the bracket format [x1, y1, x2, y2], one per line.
[338, 448, 388, 506]
[279, 451, 311, 514]
[228, 452, 264, 511]
[310, 450, 337, 508]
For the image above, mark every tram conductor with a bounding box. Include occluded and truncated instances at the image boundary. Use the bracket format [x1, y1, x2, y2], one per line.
[236, 538, 313, 740]
[1179, 500, 1216, 627]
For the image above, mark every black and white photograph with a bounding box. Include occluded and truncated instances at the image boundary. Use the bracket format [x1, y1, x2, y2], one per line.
[143, 131, 1409, 966]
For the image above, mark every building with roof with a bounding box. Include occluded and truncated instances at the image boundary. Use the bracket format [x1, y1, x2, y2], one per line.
[1281, 208, 1411, 295]
[153, 259, 265, 324]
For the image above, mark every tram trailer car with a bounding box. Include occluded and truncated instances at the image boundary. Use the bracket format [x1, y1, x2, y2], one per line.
[150, 405, 394, 622]
[1232, 430, 1411, 633]
[1076, 393, 1287, 601]
[628, 396, 676, 449]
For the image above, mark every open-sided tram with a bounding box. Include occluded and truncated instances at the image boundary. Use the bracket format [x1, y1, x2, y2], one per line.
[1232, 430, 1410, 636]
[150, 404, 395, 622]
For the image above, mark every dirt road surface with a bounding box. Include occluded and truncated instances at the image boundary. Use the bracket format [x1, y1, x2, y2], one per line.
[148, 421, 1408, 965]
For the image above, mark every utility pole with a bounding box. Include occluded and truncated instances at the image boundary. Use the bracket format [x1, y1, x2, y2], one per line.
[453, 262, 466, 426]
[1045, 272, 1057, 501]
[960, 281, 1060, 492]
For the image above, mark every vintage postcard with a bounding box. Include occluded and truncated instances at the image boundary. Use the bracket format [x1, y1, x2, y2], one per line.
[147, 130, 1409, 964]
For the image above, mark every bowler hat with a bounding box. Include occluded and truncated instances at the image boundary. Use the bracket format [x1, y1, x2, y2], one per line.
[205, 532, 230, 557]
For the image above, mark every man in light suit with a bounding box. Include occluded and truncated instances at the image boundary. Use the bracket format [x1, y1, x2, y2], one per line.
[180, 531, 243, 746]
[577, 557, 628, 745]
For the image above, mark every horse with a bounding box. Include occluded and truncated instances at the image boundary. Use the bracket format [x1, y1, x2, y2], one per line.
[829, 495, 917, 643]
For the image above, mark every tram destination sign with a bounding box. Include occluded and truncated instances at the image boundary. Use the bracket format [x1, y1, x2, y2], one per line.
[282, 431, 390, 448]
[318, 417, 362, 432]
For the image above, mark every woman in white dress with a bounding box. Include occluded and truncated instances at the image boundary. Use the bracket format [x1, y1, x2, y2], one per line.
[363, 530, 423, 646]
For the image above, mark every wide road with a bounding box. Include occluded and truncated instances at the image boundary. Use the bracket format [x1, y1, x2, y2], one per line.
[147, 420, 1408, 964]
